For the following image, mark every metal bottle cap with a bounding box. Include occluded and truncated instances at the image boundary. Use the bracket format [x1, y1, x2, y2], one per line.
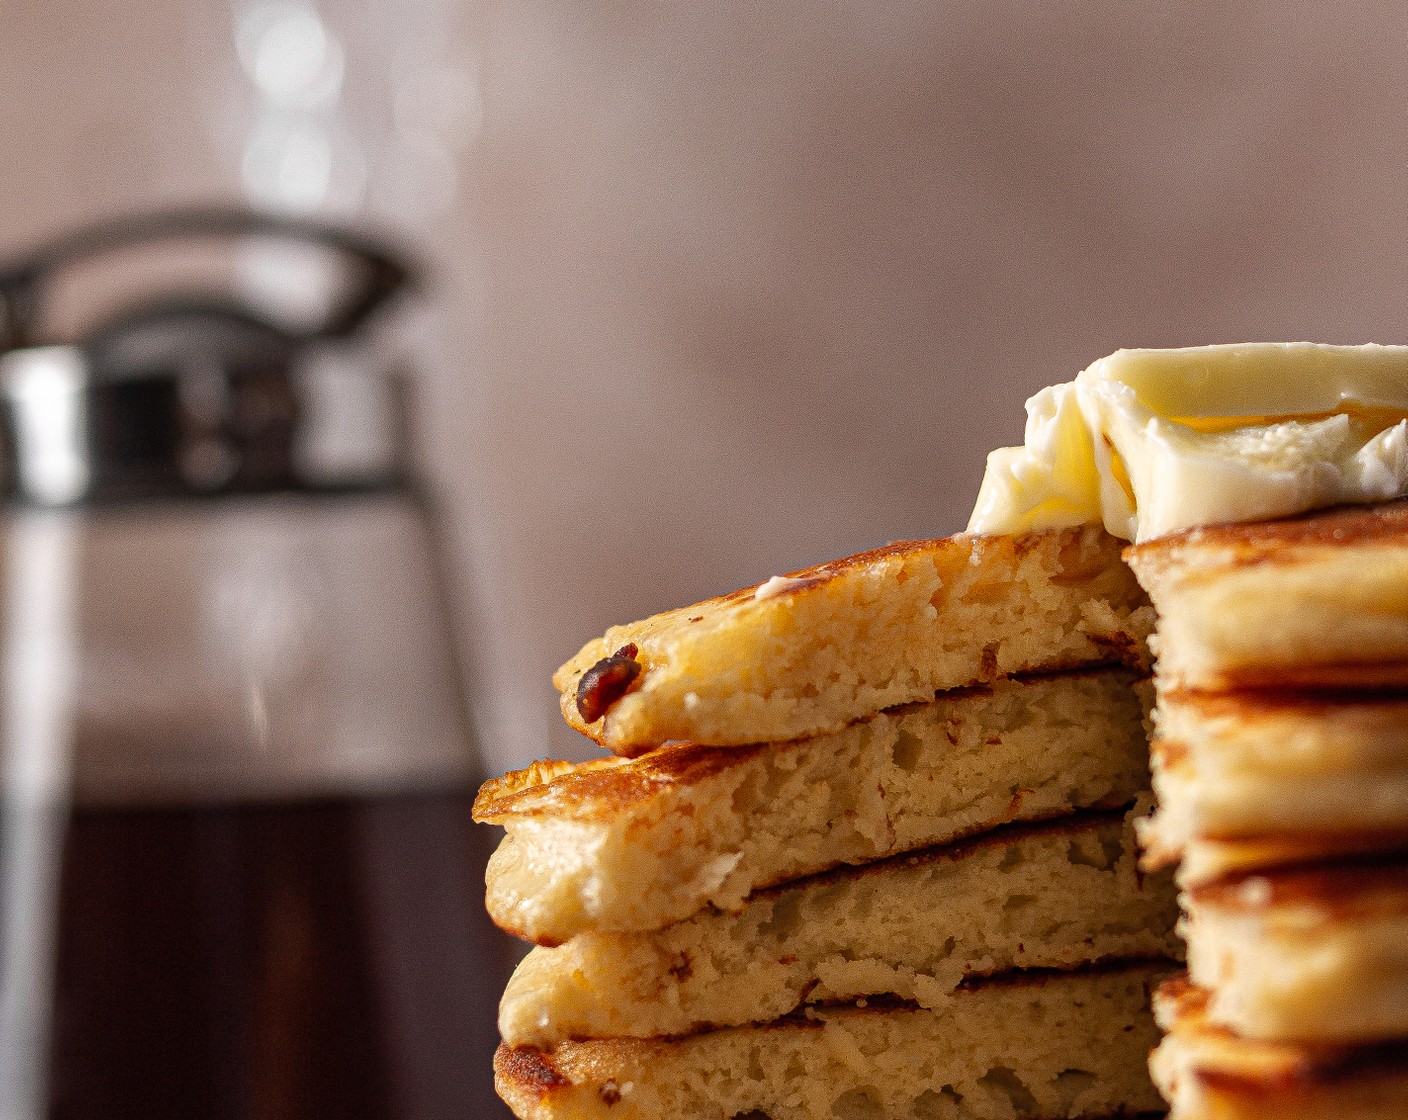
[0, 344, 407, 505]
[0, 208, 414, 505]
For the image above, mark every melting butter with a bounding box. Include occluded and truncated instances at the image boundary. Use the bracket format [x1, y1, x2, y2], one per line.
[968, 343, 1408, 542]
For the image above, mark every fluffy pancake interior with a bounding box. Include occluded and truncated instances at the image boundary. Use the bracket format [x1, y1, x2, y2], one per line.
[497, 963, 1172, 1120]
[556, 524, 1150, 753]
[481, 669, 1152, 944]
[500, 807, 1180, 1047]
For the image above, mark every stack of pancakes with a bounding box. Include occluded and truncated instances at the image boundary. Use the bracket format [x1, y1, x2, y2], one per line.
[476, 525, 1183, 1119]
[1129, 500, 1408, 1118]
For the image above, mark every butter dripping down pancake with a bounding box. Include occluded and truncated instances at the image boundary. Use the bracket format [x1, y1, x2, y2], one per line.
[477, 669, 1151, 945]
[1151, 978, 1408, 1120]
[556, 524, 1151, 755]
[500, 807, 1180, 1047]
[497, 962, 1173, 1120]
[1126, 498, 1408, 693]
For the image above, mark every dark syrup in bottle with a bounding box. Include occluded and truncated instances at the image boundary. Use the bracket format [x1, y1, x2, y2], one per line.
[45, 787, 512, 1120]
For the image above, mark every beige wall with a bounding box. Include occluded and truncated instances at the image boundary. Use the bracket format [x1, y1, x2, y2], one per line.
[5, 2, 1408, 772]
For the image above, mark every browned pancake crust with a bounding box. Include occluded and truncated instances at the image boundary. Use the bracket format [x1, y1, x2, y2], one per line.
[497, 1044, 569, 1100]
[1215, 661, 1408, 691]
[474, 742, 765, 824]
[1178, 830, 1408, 881]
[1129, 498, 1408, 566]
[1128, 501, 1408, 682]
[1190, 852, 1408, 921]
[1159, 686, 1408, 720]
[1158, 977, 1408, 1093]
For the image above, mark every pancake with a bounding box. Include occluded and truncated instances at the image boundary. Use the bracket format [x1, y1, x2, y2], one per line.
[1126, 498, 1408, 692]
[477, 669, 1151, 944]
[556, 524, 1150, 755]
[496, 962, 1172, 1120]
[1150, 977, 1408, 1120]
[500, 807, 1180, 1047]
[1181, 856, 1408, 1043]
[1140, 689, 1408, 868]
[1166, 828, 1408, 887]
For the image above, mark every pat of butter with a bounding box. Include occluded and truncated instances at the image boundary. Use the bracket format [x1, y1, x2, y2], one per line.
[968, 343, 1408, 542]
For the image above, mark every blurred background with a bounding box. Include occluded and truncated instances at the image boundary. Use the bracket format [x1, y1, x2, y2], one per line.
[3, 2, 1408, 1117]
[5, 2, 1408, 772]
